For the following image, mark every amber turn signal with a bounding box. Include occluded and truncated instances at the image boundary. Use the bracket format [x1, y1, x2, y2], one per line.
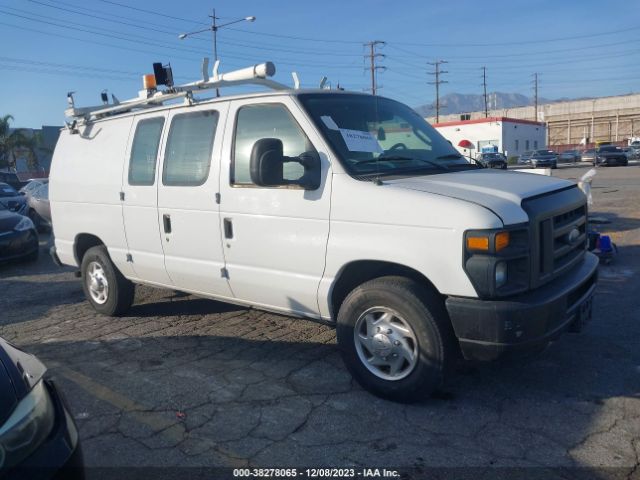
[466, 236, 490, 251]
[495, 231, 510, 251]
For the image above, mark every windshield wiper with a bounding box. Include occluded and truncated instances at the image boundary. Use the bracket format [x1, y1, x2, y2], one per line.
[355, 155, 413, 164]
[436, 153, 484, 168]
[355, 156, 448, 171]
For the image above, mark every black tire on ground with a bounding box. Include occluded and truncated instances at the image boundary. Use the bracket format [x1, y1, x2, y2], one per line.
[25, 247, 39, 263]
[80, 245, 135, 316]
[551, 162, 557, 169]
[336, 276, 455, 403]
[28, 209, 40, 229]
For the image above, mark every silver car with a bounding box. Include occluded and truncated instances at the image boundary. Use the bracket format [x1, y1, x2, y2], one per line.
[27, 182, 51, 230]
[19, 178, 49, 199]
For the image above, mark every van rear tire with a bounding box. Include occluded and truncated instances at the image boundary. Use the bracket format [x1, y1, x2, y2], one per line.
[336, 276, 454, 403]
[81, 245, 134, 316]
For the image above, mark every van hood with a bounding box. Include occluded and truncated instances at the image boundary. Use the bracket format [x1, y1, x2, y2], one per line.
[383, 169, 575, 225]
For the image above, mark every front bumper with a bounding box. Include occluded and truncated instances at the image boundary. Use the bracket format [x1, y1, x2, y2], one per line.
[598, 156, 627, 166]
[531, 159, 555, 166]
[0, 228, 38, 262]
[446, 252, 598, 361]
[8, 379, 84, 480]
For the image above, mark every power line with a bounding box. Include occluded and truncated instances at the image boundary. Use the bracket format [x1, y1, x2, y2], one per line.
[25, 0, 365, 58]
[388, 38, 639, 62]
[94, 0, 208, 26]
[0, 56, 139, 75]
[225, 27, 363, 45]
[25, 0, 178, 35]
[427, 60, 448, 123]
[389, 25, 638, 48]
[0, 16, 365, 72]
[364, 40, 386, 95]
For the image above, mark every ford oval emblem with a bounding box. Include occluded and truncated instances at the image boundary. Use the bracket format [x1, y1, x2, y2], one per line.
[565, 228, 580, 245]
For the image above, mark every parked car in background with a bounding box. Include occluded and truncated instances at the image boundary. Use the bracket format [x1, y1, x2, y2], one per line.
[0, 182, 28, 215]
[517, 150, 534, 165]
[0, 337, 84, 478]
[0, 200, 38, 263]
[20, 178, 49, 198]
[476, 152, 507, 169]
[27, 182, 51, 230]
[558, 149, 581, 162]
[530, 149, 558, 169]
[595, 145, 628, 166]
[629, 140, 640, 153]
[582, 149, 596, 163]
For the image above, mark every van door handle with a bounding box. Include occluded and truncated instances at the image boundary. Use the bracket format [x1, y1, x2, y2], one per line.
[223, 218, 233, 239]
[163, 214, 172, 234]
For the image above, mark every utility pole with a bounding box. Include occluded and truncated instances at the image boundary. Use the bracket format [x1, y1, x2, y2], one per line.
[364, 41, 386, 95]
[532, 73, 539, 122]
[482, 66, 488, 118]
[427, 60, 448, 123]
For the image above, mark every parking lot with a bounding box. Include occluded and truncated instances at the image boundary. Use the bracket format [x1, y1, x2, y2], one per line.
[1, 163, 639, 478]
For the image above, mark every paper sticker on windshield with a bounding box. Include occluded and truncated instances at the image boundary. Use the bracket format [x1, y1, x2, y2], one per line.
[321, 115, 339, 130]
[340, 129, 384, 153]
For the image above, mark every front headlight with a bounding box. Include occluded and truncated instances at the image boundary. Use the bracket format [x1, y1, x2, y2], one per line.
[463, 227, 530, 298]
[13, 216, 34, 232]
[0, 381, 55, 469]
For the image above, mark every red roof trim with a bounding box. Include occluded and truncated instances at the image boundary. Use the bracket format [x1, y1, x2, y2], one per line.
[431, 116, 545, 128]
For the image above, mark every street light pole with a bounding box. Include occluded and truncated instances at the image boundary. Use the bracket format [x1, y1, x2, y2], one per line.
[210, 8, 218, 64]
[179, 10, 255, 67]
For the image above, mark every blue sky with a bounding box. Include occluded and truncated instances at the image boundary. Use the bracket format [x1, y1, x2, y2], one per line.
[1, 0, 639, 127]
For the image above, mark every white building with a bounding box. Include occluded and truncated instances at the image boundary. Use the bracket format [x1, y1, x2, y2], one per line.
[431, 117, 547, 159]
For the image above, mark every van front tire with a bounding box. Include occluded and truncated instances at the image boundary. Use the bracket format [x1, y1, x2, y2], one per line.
[81, 246, 134, 316]
[336, 276, 453, 403]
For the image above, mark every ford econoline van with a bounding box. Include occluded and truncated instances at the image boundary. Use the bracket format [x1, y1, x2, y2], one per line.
[50, 62, 598, 401]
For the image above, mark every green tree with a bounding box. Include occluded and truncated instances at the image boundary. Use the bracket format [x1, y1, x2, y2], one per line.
[0, 115, 43, 171]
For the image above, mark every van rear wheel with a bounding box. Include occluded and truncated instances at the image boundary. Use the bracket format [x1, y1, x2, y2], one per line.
[336, 276, 454, 403]
[81, 246, 134, 316]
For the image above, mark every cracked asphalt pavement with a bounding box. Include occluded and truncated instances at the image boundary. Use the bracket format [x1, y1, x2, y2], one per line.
[1, 164, 639, 479]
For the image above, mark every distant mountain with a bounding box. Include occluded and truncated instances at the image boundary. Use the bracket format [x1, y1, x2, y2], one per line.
[414, 92, 554, 117]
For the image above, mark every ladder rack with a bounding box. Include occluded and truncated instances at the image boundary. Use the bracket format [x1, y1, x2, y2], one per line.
[65, 61, 289, 123]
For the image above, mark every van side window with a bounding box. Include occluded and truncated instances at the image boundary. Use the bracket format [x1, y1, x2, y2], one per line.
[163, 110, 219, 186]
[232, 104, 313, 185]
[128, 117, 164, 186]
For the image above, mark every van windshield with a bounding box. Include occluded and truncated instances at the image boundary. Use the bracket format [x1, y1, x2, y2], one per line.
[297, 93, 476, 177]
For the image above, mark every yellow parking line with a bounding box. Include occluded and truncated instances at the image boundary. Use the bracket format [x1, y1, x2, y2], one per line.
[51, 362, 248, 467]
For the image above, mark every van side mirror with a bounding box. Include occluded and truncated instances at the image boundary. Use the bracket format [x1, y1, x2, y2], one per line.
[250, 138, 321, 190]
[250, 138, 284, 186]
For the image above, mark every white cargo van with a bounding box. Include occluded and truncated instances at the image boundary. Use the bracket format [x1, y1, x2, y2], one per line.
[50, 62, 598, 401]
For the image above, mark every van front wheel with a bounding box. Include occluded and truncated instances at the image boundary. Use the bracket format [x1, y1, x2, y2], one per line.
[81, 246, 134, 316]
[336, 276, 453, 403]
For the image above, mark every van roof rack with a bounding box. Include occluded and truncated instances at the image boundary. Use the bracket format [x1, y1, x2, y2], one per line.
[65, 60, 290, 123]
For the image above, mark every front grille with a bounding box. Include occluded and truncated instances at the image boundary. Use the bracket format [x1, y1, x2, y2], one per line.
[538, 205, 586, 280]
[522, 187, 587, 289]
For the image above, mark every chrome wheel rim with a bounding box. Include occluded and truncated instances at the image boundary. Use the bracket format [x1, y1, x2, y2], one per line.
[87, 261, 109, 305]
[353, 307, 419, 381]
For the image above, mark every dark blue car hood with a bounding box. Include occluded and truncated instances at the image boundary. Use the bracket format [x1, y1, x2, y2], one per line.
[0, 338, 47, 425]
[0, 209, 21, 232]
[0, 194, 26, 211]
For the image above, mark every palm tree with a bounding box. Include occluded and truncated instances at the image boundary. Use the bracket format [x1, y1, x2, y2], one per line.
[0, 115, 42, 171]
